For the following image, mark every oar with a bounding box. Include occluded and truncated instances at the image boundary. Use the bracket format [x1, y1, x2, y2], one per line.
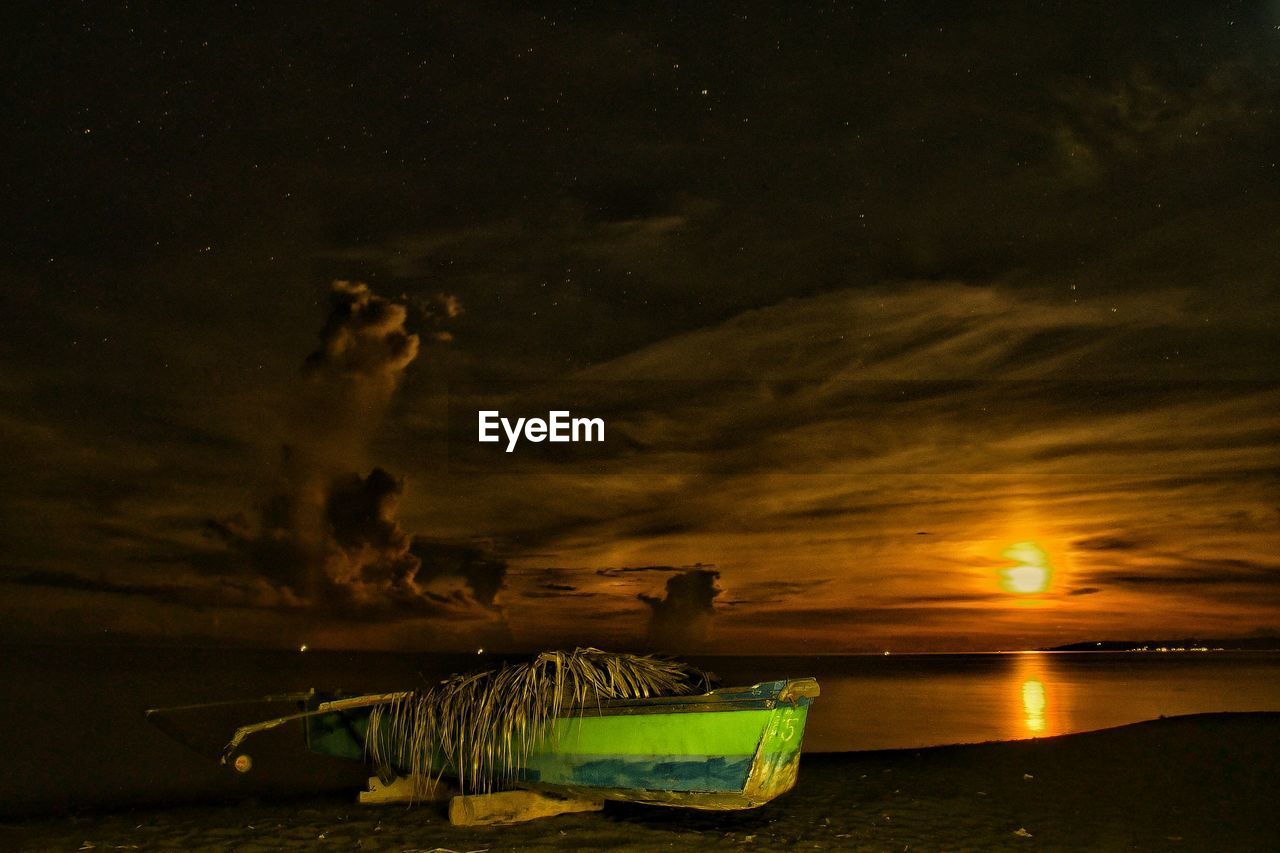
[216, 692, 409, 770]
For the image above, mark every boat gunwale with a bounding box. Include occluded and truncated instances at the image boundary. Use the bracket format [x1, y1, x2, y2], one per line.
[557, 676, 819, 717]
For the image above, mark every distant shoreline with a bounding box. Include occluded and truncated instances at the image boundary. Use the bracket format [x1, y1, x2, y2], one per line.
[1040, 636, 1280, 652]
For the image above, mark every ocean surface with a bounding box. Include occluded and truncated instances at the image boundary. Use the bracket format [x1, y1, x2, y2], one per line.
[5, 644, 1279, 816]
[705, 650, 1280, 752]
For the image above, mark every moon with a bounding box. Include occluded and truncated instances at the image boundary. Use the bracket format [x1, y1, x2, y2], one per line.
[999, 541, 1053, 594]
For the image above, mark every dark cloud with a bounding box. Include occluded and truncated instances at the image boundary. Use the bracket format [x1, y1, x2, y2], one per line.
[638, 568, 721, 651]
[303, 280, 421, 387]
[725, 605, 994, 630]
[892, 592, 1008, 606]
[489, 568, 603, 603]
[520, 586, 599, 600]
[196, 281, 507, 623]
[410, 539, 508, 608]
[1069, 587, 1103, 597]
[1099, 572, 1279, 588]
[7, 569, 195, 600]
[1073, 536, 1142, 552]
[620, 519, 700, 539]
[207, 457, 447, 617]
[1083, 555, 1280, 592]
[721, 579, 830, 606]
[324, 469, 414, 566]
[596, 563, 716, 578]
[2, 567, 299, 615]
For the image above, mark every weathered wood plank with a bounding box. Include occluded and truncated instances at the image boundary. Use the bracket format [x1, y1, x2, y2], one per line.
[357, 774, 453, 804]
[447, 790, 605, 825]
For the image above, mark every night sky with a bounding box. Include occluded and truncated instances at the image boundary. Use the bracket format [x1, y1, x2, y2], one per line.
[4, 3, 1279, 653]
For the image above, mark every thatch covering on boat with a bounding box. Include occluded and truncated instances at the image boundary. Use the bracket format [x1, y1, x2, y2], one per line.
[365, 648, 710, 795]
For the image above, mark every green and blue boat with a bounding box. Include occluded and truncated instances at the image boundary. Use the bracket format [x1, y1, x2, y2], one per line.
[151, 651, 819, 812]
[301, 677, 819, 809]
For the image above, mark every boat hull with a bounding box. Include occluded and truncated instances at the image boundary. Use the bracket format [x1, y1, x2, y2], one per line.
[305, 678, 818, 809]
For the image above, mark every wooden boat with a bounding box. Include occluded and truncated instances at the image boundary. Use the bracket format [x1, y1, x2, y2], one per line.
[301, 677, 820, 810]
[149, 651, 819, 815]
[183, 676, 819, 811]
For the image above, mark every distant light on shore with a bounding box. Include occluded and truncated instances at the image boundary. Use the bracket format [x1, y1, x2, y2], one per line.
[299, 644, 308, 653]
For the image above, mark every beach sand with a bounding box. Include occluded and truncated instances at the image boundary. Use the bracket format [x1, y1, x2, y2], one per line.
[2, 712, 1276, 851]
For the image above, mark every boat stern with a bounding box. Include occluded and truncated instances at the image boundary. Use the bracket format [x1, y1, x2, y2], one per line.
[738, 677, 820, 807]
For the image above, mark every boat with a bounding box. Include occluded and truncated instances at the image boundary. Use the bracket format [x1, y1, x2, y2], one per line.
[149, 650, 819, 812]
[300, 677, 819, 810]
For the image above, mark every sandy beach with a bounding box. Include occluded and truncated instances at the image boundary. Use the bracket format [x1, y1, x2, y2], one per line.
[3, 712, 1275, 851]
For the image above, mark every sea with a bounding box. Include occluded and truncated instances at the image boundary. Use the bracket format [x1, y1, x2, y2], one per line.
[5, 644, 1279, 816]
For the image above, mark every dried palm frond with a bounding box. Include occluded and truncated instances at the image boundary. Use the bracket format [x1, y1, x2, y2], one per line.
[365, 648, 710, 796]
